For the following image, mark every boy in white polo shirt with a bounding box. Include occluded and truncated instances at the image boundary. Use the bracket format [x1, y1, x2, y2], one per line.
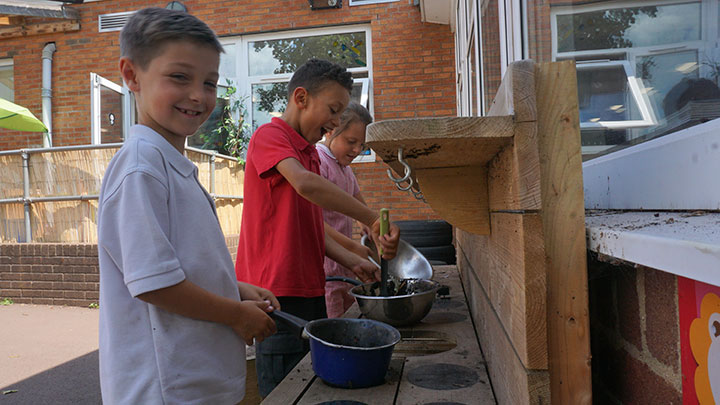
[97, 8, 279, 404]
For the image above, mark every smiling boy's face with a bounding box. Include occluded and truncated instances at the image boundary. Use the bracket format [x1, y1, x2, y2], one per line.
[296, 81, 350, 145]
[121, 40, 219, 151]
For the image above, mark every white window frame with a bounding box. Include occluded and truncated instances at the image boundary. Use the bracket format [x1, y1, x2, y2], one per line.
[498, 0, 523, 77]
[90, 73, 133, 144]
[0, 58, 13, 103]
[219, 25, 375, 163]
[455, 0, 484, 117]
[575, 60, 656, 130]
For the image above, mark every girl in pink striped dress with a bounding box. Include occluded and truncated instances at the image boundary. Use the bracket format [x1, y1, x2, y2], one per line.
[317, 102, 374, 318]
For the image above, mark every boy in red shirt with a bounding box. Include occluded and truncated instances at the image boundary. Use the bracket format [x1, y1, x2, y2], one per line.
[236, 58, 400, 397]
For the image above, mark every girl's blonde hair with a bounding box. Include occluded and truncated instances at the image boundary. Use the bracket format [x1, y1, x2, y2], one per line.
[326, 102, 373, 143]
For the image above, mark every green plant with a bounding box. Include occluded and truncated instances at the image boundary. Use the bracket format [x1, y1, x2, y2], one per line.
[197, 80, 252, 163]
[88, 302, 99, 309]
[1, 298, 13, 306]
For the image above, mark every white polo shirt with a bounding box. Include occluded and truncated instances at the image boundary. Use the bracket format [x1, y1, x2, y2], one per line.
[97, 125, 245, 404]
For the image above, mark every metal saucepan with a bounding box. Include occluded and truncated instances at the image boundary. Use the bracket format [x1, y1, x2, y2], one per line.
[328, 276, 440, 327]
[361, 234, 433, 280]
[269, 310, 401, 388]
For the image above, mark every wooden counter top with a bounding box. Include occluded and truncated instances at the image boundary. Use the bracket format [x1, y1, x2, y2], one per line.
[262, 265, 496, 405]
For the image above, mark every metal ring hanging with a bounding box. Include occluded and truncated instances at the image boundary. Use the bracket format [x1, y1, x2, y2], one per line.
[386, 147, 411, 184]
[396, 176, 414, 191]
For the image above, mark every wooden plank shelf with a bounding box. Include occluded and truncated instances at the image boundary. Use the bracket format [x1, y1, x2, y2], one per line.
[261, 265, 497, 405]
[366, 116, 515, 235]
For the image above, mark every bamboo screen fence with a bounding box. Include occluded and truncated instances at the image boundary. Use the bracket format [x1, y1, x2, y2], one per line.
[0, 145, 244, 243]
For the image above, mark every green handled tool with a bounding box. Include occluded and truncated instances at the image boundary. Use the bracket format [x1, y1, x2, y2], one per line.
[379, 208, 389, 297]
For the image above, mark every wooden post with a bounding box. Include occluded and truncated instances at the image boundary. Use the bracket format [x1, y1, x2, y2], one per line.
[535, 60, 592, 404]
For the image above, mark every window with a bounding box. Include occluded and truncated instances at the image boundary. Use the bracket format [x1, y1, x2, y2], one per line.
[455, 0, 484, 117]
[550, 0, 720, 157]
[0, 59, 13, 102]
[193, 26, 375, 162]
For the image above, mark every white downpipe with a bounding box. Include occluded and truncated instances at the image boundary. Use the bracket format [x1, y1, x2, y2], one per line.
[41, 42, 56, 148]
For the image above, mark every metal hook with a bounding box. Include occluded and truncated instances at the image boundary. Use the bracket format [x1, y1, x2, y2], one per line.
[386, 148, 411, 184]
[412, 188, 426, 202]
[396, 176, 414, 191]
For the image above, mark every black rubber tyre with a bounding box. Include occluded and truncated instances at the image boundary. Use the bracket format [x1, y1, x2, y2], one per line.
[416, 245, 456, 265]
[396, 220, 453, 248]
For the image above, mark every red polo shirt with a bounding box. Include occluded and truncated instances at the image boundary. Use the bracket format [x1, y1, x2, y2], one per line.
[235, 117, 326, 297]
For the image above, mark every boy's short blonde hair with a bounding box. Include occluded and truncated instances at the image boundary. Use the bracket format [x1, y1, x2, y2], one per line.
[120, 7, 223, 70]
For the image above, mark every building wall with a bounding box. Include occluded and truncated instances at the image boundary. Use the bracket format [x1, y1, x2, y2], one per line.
[0, 235, 240, 307]
[588, 253, 683, 404]
[0, 0, 455, 221]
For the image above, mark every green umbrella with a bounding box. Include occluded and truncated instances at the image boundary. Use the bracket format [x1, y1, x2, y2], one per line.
[0, 97, 48, 132]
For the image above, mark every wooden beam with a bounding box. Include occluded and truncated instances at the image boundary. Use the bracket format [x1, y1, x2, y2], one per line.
[0, 19, 79, 39]
[0, 1, 79, 20]
[0, 15, 24, 25]
[535, 60, 592, 404]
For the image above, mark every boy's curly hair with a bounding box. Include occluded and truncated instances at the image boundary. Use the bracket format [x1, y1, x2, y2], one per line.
[120, 8, 223, 70]
[287, 59, 353, 97]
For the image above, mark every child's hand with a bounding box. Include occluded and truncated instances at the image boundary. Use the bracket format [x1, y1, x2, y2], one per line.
[370, 220, 400, 260]
[237, 282, 281, 311]
[231, 300, 278, 345]
[349, 240, 376, 264]
[350, 259, 381, 284]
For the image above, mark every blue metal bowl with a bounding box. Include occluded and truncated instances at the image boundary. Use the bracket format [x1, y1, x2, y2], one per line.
[305, 318, 401, 388]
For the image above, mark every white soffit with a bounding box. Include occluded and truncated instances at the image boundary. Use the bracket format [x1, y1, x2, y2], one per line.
[0, 0, 79, 19]
[420, 0, 451, 25]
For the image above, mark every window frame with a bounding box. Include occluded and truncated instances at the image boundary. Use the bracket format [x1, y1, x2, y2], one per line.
[455, 0, 484, 117]
[575, 60, 656, 130]
[0, 58, 14, 103]
[218, 25, 375, 163]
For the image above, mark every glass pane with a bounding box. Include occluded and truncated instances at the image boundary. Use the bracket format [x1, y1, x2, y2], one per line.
[219, 42, 237, 79]
[0, 64, 14, 102]
[100, 86, 123, 144]
[557, 3, 701, 53]
[249, 32, 367, 76]
[637, 50, 699, 121]
[577, 65, 643, 124]
[252, 82, 288, 129]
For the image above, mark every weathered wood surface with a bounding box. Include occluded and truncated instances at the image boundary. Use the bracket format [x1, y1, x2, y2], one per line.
[366, 115, 514, 171]
[455, 60, 591, 404]
[458, 249, 551, 404]
[416, 165, 489, 234]
[0, 20, 80, 39]
[262, 265, 496, 405]
[535, 60, 592, 405]
[456, 213, 548, 369]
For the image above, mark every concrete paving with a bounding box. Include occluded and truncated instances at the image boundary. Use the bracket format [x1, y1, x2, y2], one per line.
[0, 303, 263, 405]
[0, 303, 100, 404]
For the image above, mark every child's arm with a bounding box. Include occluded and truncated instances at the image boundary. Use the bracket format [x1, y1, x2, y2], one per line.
[324, 222, 373, 262]
[353, 190, 373, 238]
[324, 232, 379, 284]
[277, 157, 400, 259]
[137, 280, 277, 345]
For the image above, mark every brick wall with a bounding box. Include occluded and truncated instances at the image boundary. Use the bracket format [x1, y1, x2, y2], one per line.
[0, 0, 452, 222]
[588, 252, 683, 404]
[0, 235, 240, 307]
